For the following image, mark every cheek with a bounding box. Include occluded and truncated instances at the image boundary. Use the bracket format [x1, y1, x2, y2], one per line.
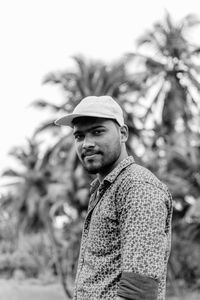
[103, 139, 121, 156]
[75, 142, 82, 157]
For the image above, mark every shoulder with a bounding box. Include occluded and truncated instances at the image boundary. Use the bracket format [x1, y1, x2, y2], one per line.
[116, 163, 171, 202]
[126, 163, 168, 190]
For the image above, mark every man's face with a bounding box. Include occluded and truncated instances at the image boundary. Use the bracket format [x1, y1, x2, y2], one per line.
[73, 117, 123, 176]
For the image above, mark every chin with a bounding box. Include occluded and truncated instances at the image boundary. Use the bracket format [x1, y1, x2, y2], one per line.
[85, 164, 99, 173]
[82, 160, 101, 172]
[84, 165, 101, 174]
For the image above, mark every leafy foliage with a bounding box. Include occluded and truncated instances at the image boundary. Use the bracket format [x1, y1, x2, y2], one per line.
[1, 11, 200, 296]
[127, 12, 200, 136]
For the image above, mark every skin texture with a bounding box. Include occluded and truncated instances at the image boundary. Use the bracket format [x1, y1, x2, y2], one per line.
[73, 117, 129, 181]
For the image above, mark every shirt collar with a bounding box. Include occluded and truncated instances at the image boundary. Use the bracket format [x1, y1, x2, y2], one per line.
[90, 156, 135, 194]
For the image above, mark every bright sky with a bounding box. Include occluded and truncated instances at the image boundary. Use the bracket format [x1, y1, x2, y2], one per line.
[0, 0, 200, 176]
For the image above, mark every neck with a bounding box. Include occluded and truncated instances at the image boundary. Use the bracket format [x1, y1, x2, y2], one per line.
[98, 147, 128, 182]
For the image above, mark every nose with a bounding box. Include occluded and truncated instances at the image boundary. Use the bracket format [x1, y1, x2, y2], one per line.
[82, 135, 95, 149]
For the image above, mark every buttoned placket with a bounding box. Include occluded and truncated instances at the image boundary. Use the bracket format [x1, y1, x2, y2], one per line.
[76, 178, 118, 286]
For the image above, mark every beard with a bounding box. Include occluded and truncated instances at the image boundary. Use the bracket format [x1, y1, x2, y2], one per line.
[82, 153, 103, 174]
[81, 149, 121, 176]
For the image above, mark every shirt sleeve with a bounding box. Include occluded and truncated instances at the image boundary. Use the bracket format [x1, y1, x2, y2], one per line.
[117, 272, 158, 300]
[116, 182, 170, 298]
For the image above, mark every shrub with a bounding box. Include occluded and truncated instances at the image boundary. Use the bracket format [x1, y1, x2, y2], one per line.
[169, 225, 200, 288]
[0, 232, 54, 279]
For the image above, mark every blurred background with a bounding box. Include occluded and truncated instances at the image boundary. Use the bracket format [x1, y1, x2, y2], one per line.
[0, 1, 200, 299]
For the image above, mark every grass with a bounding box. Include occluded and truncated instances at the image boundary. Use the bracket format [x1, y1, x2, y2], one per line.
[0, 279, 199, 300]
[0, 279, 66, 300]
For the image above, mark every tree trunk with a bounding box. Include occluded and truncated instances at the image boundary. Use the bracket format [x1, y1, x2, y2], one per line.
[41, 196, 72, 299]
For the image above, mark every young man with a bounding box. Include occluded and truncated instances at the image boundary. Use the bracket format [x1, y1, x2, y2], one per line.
[55, 96, 173, 300]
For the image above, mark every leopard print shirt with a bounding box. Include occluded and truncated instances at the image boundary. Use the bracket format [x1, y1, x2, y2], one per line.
[73, 156, 172, 300]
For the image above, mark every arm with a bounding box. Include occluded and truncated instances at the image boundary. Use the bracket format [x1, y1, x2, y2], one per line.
[116, 182, 171, 300]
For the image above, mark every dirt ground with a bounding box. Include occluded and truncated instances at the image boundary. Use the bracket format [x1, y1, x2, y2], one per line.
[0, 279, 199, 300]
[0, 279, 66, 300]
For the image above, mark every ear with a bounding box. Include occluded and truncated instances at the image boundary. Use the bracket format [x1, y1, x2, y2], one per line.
[120, 125, 129, 143]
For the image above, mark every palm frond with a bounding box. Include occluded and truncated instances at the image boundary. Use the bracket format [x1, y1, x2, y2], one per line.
[37, 134, 73, 171]
[42, 72, 62, 85]
[137, 30, 165, 53]
[187, 71, 200, 91]
[33, 119, 58, 136]
[142, 81, 165, 123]
[181, 14, 200, 30]
[127, 52, 165, 68]
[31, 99, 62, 112]
[2, 169, 24, 178]
[191, 47, 200, 55]
[164, 10, 175, 32]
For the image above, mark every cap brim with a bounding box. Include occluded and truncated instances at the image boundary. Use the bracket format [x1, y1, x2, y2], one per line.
[55, 113, 120, 127]
[55, 113, 82, 127]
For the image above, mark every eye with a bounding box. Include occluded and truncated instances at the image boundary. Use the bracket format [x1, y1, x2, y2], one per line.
[93, 129, 104, 135]
[74, 134, 84, 141]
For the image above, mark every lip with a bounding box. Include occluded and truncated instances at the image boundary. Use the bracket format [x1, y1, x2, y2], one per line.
[84, 153, 100, 159]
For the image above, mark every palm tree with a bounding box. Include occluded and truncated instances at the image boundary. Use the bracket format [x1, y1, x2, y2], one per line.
[127, 12, 200, 138]
[1, 137, 72, 298]
[127, 11, 200, 212]
[126, 14, 200, 291]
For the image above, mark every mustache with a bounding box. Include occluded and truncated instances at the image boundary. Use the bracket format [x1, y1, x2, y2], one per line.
[81, 150, 101, 158]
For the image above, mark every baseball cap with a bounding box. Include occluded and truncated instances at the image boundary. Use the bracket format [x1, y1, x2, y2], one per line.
[55, 96, 125, 127]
